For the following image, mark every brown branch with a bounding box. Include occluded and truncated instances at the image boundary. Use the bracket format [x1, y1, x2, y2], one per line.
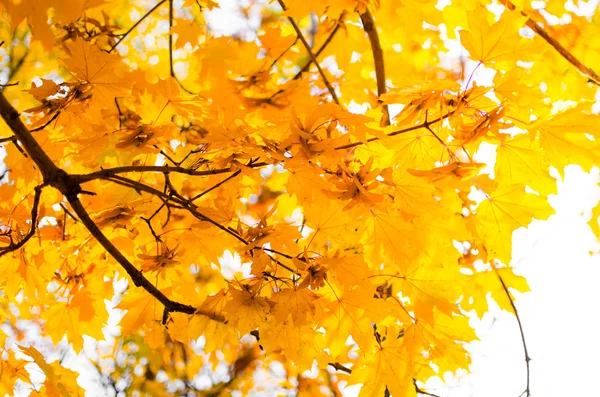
[190, 169, 242, 201]
[413, 379, 444, 397]
[89, 173, 299, 273]
[328, 362, 352, 374]
[102, 174, 250, 245]
[2, 29, 29, 92]
[0, 90, 224, 322]
[0, 185, 44, 257]
[334, 110, 455, 150]
[0, 111, 61, 145]
[276, 0, 340, 104]
[496, 271, 531, 397]
[0, 92, 62, 182]
[108, 0, 167, 53]
[505, 0, 600, 85]
[168, 0, 195, 94]
[73, 162, 269, 184]
[269, 16, 344, 102]
[359, 9, 390, 126]
[67, 196, 197, 315]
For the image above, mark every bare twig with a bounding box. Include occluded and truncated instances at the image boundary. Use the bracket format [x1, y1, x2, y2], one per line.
[334, 110, 455, 150]
[2, 29, 29, 92]
[496, 271, 531, 397]
[108, 0, 167, 53]
[276, 0, 340, 104]
[413, 379, 444, 397]
[0, 185, 44, 257]
[0, 111, 61, 144]
[168, 0, 195, 94]
[190, 169, 241, 201]
[505, 0, 600, 85]
[73, 162, 268, 184]
[268, 16, 344, 102]
[328, 362, 352, 374]
[359, 9, 390, 126]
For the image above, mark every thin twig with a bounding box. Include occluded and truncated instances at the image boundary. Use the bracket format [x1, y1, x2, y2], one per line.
[0, 185, 44, 257]
[359, 9, 390, 126]
[168, 0, 195, 94]
[413, 379, 444, 397]
[108, 0, 167, 53]
[276, 0, 340, 104]
[2, 29, 29, 92]
[505, 0, 600, 85]
[496, 271, 531, 397]
[269, 16, 344, 102]
[334, 110, 455, 150]
[327, 362, 352, 374]
[0, 111, 61, 144]
[190, 169, 241, 201]
[73, 162, 268, 183]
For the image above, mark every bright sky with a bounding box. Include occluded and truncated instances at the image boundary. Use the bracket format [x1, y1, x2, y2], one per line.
[415, 165, 600, 397]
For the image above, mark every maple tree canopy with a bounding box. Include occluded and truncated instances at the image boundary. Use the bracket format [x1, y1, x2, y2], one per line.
[0, 0, 599, 395]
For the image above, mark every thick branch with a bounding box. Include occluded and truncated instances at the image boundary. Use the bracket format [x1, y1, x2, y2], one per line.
[0, 90, 223, 321]
[68, 196, 198, 314]
[359, 9, 390, 126]
[277, 0, 340, 104]
[505, 0, 600, 85]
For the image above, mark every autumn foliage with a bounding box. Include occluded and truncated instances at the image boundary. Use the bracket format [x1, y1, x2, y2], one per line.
[0, 0, 599, 395]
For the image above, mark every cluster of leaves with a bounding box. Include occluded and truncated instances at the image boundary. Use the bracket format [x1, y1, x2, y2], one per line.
[0, 0, 599, 396]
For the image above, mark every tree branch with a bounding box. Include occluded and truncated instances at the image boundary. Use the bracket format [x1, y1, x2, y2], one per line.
[0, 90, 224, 322]
[328, 362, 352, 374]
[359, 9, 390, 126]
[67, 196, 197, 314]
[0, 185, 44, 257]
[334, 110, 455, 150]
[413, 379, 443, 397]
[0, 111, 61, 145]
[496, 271, 531, 397]
[505, 0, 600, 85]
[108, 0, 167, 53]
[190, 169, 241, 201]
[72, 162, 268, 184]
[276, 0, 340, 104]
[268, 15, 344, 103]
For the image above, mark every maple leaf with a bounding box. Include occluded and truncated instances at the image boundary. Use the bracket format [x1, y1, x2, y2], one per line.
[61, 39, 128, 106]
[20, 345, 85, 396]
[474, 184, 553, 263]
